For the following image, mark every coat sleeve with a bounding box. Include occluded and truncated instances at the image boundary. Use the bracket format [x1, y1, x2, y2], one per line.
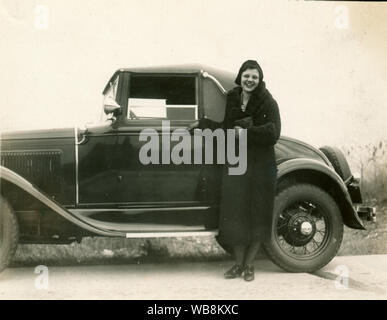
[247, 98, 281, 146]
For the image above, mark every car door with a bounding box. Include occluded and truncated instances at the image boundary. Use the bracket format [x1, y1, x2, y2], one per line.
[112, 72, 217, 231]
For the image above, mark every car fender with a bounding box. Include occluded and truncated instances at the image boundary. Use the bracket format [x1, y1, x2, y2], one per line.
[0, 166, 125, 237]
[277, 158, 365, 230]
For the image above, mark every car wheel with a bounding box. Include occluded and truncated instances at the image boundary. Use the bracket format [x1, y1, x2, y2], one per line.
[263, 183, 343, 273]
[319, 146, 352, 181]
[0, 196, 19, 273]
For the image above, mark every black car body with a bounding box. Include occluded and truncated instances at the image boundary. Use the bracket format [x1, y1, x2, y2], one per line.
[0, 64, 375, 272]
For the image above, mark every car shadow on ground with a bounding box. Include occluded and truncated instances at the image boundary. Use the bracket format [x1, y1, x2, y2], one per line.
[10, 237, 273, 269]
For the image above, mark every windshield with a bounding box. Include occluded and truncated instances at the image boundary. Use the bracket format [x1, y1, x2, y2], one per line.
[100, 75, 119, 122]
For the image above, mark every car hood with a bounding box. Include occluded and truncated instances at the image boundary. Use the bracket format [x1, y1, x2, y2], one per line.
[0, 127, 75, 141]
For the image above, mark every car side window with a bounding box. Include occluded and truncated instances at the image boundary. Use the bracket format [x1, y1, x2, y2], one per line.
[128, 74, 198, 120]
[202, 76, 226, 123]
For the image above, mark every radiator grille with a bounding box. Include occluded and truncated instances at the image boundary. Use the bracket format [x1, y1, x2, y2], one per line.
[1, 151, 62, 195]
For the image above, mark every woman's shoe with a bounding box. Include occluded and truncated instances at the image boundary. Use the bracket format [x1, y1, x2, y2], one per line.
[243, 264, 254, 281]
[224, 264, 244, 279]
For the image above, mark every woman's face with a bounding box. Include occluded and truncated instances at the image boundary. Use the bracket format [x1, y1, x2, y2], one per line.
[240, 68, 260, 93]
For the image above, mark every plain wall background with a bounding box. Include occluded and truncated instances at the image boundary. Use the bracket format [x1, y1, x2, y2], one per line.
[1, 0, 386, 147]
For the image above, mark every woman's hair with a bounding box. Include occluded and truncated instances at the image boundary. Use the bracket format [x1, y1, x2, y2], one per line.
[234, 60, 264, 85]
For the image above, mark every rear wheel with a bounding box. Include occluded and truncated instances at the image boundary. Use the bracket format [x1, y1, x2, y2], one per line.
[263, 184, 343, 273]
[0, 196, 19, 272]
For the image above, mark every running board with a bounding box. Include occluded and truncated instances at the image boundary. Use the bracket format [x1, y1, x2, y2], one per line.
[125, 231, 218, 238]
[68, 206, 217, 236]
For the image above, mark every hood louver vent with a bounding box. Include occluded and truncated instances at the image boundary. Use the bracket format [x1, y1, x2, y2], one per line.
[1, 151, 62, 195]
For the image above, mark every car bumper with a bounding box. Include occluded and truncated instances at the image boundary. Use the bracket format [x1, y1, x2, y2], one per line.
[347, 176, 376, 222]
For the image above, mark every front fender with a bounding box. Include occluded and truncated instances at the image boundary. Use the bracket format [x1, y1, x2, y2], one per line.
[277, 158, 365, 230]
[0, 166, 125, 237]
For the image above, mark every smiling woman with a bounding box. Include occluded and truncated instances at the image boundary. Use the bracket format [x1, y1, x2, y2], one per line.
[218, 59, 281, 281]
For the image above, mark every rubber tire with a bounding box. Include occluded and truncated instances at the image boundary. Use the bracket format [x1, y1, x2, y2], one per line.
[0, 196, 19, 273]
[319, 146, 351, 181]
[263, 184, 343, 273]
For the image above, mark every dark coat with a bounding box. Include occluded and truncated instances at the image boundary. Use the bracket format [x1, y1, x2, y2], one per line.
[217, 81, 281, 246]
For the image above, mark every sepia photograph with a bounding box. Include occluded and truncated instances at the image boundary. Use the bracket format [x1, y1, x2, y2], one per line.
[0, 0, 386, 304]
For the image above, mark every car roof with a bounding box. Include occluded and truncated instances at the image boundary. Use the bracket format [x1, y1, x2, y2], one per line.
[103, 63, 236, 94]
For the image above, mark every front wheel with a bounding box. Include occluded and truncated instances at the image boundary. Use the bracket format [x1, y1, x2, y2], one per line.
[0, 196, 19, 272]
[263, 184, 343, 273]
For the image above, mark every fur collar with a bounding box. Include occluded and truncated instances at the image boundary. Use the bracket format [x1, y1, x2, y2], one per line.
[227, 82, 269, 119]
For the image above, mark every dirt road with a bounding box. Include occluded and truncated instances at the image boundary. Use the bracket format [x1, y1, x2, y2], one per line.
[0, 255, 386, 299]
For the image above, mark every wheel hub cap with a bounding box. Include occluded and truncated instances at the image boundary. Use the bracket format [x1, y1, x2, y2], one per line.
[281, 212, 317, 247]
[300, 221, 313, 235]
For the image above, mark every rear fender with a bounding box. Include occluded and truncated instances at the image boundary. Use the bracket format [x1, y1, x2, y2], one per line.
[277, 158, 365, 230]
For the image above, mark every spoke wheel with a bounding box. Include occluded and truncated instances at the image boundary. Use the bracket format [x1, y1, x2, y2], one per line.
[277, 201, 329, 259]
[263, 184, 343, 273]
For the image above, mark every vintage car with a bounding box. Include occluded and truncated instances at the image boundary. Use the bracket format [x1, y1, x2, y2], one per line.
[0, 64, 376, 273]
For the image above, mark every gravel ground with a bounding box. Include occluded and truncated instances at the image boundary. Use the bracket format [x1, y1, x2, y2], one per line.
[1, 255, 387, 300]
